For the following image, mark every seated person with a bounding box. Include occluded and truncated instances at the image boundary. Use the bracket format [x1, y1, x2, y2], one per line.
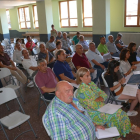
[120, 49, 136, 76]
[72, 44, 102, 83]
[86, 42, 108, 73]
[16, 38, 26, 49]
[53, 49, 76, 84]
[0, 45, 28, 86]
[22, 49, 38, 76]
[46, 36, 56, 52]
[105, 60, 140, 116]
[44, 81, 104, 140]
[72, 32, 80, 45]
[106, 35, 120, 57]
[35, 59, 58, 100]
[61, 32, 71, 54]
[97, 36, 109, 56]
[128, 42, 140, 65]
[76, 67, 140, 138]
[26, 36, 36, 55]
[78, 35, 89, 52]
[115, 33, 126, 51]
[38, 43, 55, 69]
[56, 31, 62, 41]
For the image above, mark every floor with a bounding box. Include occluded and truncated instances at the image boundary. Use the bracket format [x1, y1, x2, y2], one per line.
[0, 80, 140, 140]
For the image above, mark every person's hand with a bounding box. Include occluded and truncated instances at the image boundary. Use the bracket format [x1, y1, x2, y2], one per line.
[100, 65, 105, 70]
[120, 78, 126, 84]
[95, 96, 104, 102]
[90, 68, 95, 73]
[137, 89, 140, 94]
[95, 125, 105, 131]
[11, 67, 17, 71]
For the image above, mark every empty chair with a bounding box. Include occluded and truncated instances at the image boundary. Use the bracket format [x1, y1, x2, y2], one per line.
[24, 38, 28, 44]
[86, 40, 92, 45]
[32, 38, 38, 44]
[0, 87, 37, 140]
[37, 41, 45, 47]
[32, 47, 40, 60]
[70, 45, 76, 52]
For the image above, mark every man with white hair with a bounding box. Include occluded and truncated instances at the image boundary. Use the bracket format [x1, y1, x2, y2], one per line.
[56, 31, 62, 41]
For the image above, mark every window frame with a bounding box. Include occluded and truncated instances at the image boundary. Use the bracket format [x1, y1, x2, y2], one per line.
[6, 9, 11, 30]
[33, 5, 39, 29]
[82, 0, 93, 27]
[125, 0, 140, 27]
[59, 0, 78, 28]
[18, 6, 31, 29]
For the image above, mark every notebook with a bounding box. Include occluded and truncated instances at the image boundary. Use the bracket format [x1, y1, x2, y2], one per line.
[127, 74, 140, 84]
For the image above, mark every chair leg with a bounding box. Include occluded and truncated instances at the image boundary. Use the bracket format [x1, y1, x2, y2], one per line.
[27, 120, 37, 138]
[0, 123, 9, 140]
[6, 103, 10, 111]
[38, 97, 41, 115]
[17, 89, 25, 103]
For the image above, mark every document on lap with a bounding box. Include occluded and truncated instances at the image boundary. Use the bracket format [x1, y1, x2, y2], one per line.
[124, 73, 133, 84]
[97, 103, 122, 114]
[103, 53, 112, 61]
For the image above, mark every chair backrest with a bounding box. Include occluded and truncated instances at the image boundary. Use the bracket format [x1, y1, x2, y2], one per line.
[24, 38, 28, 44]
[14, 38, 17, 43]
[32, 47, 40, 55]
[74, 89, 78, 98]
[0, 68, 11, 79]
[0, 88, 17, 105]
[101, 71, 109, 88]
[32, 38, 38, 43]
[11, 43, 15, 50]
[70, 45, 76, 52]
[2, 40, 9, 46]
[42, 114, 51, 136]
[37, 42, 45, 47]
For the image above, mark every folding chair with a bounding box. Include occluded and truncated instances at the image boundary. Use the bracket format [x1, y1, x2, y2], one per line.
[32, 47, 40, 60]
[73, 89, 78, 98]
[70, 45, 76, 52]
[32, 38, 38, 44]
[33, 76, 52, 115]
[0, 68, 25, 103]
[0, 87, 37, 140]
[86, 40, 92, 45]
[37, 41, 45, 47]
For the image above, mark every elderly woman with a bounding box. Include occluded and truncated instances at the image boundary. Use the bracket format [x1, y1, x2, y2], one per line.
[76, 67, 140, 139]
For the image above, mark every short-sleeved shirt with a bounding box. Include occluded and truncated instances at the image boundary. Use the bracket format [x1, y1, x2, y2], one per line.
[97, 43, 108, 54]
[61, 38, 71, 50]
[35, 68, 57, 93]
[56, 36, 62, 41]
[26, 41, 36, 51]
[72, 35, 79, 45]
[46, 41, 56, 51]
[72, 53, 90, 69]
[38, 52, 53, 62]
[115, 39, 124, 51]
[120, 60, 131, 74]
[0, 53, 11, 66]
[78, 41, 89, 50]
[53, 60, 74, 81]
[128, 52, 137, 65]
[106, 41, 119, 53]
[86, 49, 104, 67]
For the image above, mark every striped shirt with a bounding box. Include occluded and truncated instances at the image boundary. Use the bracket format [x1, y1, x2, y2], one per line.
[44, 97, 96, 140]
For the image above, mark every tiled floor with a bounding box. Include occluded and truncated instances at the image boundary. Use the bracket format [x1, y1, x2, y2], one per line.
[0, 82, 140, 140]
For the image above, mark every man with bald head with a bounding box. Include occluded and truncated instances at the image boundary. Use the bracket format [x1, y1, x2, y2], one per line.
[44, 81, 97, 140]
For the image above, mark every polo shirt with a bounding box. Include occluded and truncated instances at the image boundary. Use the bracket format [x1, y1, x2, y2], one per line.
[26, 41, 36, 51]
[97, 43, 108, 54]
[72, 53, 90, 69]
[46, 41, 56, 51]
[35, 68, 57, 93]
[38, 51, 53, 62]
[53, 60, 74, 81]
[13, 49, 23, 64]
[78, 40, 89, 50]
[72, 35, 79, 45]
[106, 41, 119, 53]
[0, 53, 11, 66]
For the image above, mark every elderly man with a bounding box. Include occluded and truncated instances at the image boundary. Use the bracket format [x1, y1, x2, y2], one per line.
[106, 35, 120, 57]
[61, 32, 71, 54]
[86, 42, 109, 74]
[72, 44, 102, 83]
[35, 59, 58, 100]
[72, 32, 80, 45]
[53, 49, 76, 84]
[78, 35, 89, 52]
[56, 31, 62, 41]
[38, 43, 55, 69]
[44, 81, 99, 140]
[46, 36, 56, 52]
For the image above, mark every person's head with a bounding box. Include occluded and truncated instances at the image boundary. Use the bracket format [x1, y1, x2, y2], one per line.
[38, 59, 47, 73]
[51, 24, 54, 29]
[117, 33, 122, 40]
[75, 44, 83, 55]
[50, 36, 55, 42]
[120, 48, 130, 61]
[128, 42, 136, 53]
[56, 49, 66, 61]
[27, 36, 32, 42]
[0, 45, 4, 53]
[63, 32, 67, 39]
[22, 49, 29, 58]
[89, 42, 96, 52]
[16, 38, 22, 43]
[76, 67, 91, 85]
[15, 42, 22, 50]
[55, 81, 74, 104]
[58, 31, 62, 37]
[76, 32, 80, 37]
[39, 43, 46, 53]
[56, 40, 62, 49]
[79, 35, 84, 41]
[100, 36, 106, 44]
[108, 35, 114, 43]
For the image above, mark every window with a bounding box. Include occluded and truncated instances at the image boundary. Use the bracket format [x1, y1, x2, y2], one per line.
[18, 7, 31, 29]
[33, 5, 39, 28]
[6, 10, 11, 29]
[59, 0, 78, 27]
[83, 0, 93, 26]
[125, 0, 140, 27]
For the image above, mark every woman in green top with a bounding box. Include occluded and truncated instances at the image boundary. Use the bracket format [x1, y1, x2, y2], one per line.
[76, 67, 140, 139]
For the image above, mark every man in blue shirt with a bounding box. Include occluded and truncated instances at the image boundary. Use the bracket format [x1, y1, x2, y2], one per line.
[53, 49, 76, 84]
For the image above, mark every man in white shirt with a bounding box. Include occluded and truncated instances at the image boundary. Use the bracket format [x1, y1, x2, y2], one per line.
[22, 49, 39, 76]
[46, 36, 56, 52]
[86, 42, 108, 73]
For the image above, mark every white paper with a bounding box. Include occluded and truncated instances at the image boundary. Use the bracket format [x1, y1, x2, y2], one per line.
[96, 127, 120, 139]
[124, 73, 133, 84]
[112, 57, 120, 61]
[70, 83, 79, 88]
[135, 66, 140, 71]
[135, 63, 140, 67]
[103, 53, 112, 61]
[92, 69, 97, 80]
[133, 71, 140, 75]
[122, 84, 138, 97]
[97, 103, 122, 114]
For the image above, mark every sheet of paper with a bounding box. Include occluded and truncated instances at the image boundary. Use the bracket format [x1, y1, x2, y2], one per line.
[70, 83, 79, 88]
[91, 69, 97, 80]
[124, 73, 133, 84]
[97, 103, 122, 114]
[103, 53, 112, 61]
[96, 127, 120, 139]
[133, 71, 140, 75]
[135, 66, 140, 71]
[122, 84, 138, 97]
[135, 63, 140, 67]
[112, 57, 120, 61]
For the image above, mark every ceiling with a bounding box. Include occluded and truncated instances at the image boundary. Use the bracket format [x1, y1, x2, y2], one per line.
[0, 0, 44, 9]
